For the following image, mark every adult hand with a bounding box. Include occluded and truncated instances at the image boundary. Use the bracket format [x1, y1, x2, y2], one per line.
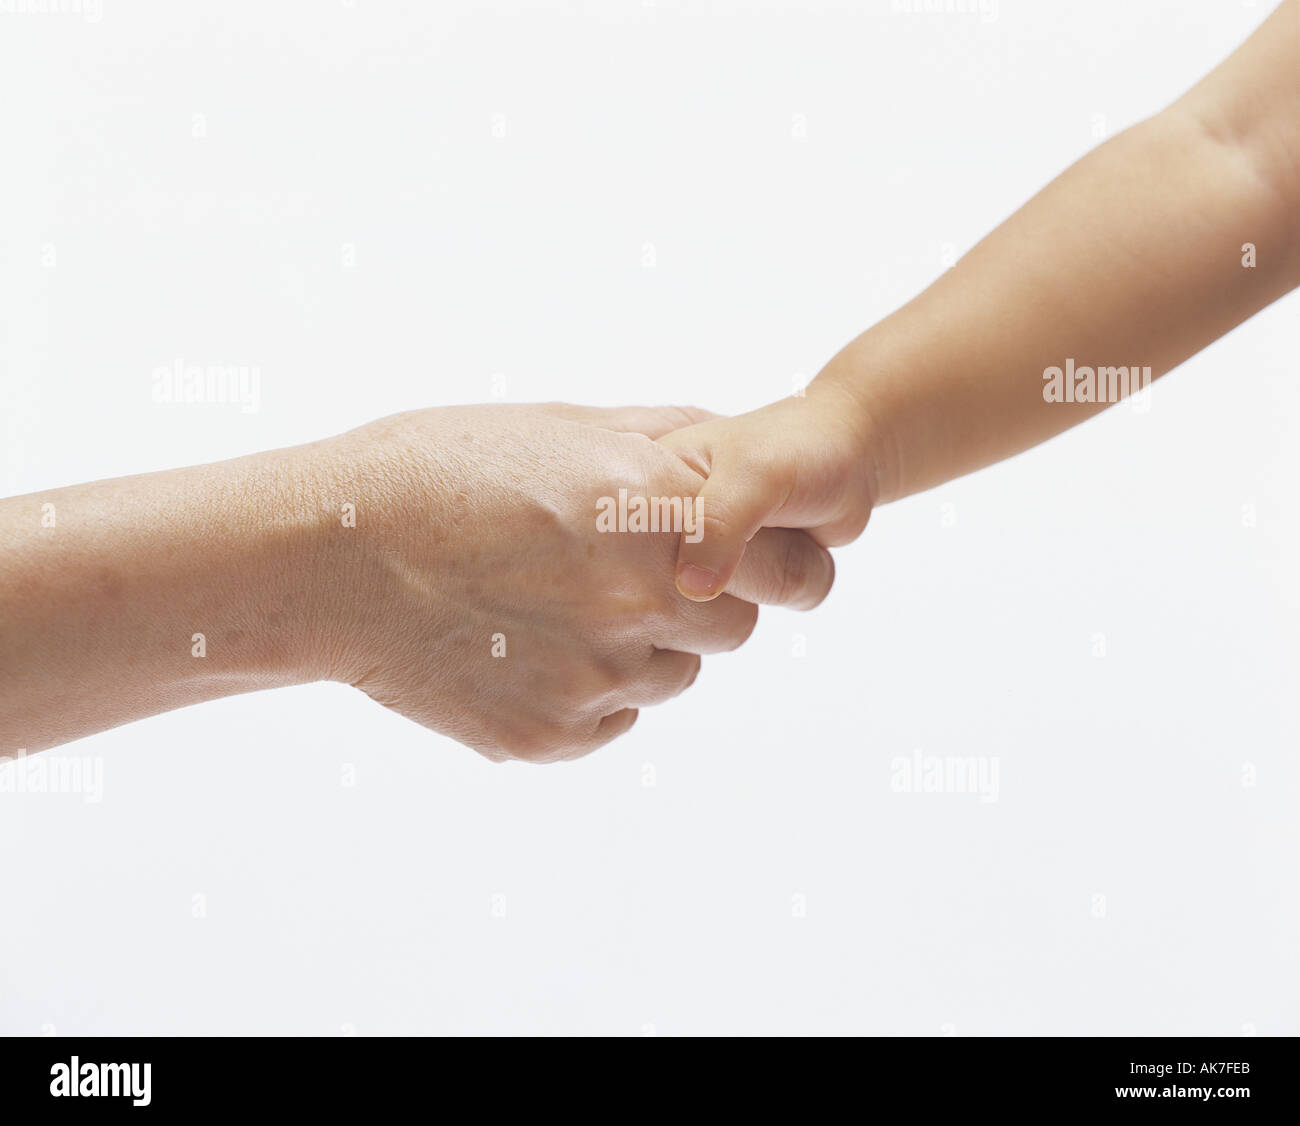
[0, 403, 833, 761]
[302, 402, 836, 762]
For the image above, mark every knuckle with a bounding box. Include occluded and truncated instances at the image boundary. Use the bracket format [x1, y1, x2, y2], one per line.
[582, 658, 628, 709]
[775, 534, 809, 606]
[501, 727, 561, 763]
[699, 509, 734, 536]
[725, 602, 759, 651]
[668, 405, 709, 432]
[605, 708, 638, 741]
[696, 509, 738, 549]
[795, 560, 832, 610]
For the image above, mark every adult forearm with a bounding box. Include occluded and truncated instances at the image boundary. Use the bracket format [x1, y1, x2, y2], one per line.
[2, 404, 835, 760]
[0, 446, 346, 751]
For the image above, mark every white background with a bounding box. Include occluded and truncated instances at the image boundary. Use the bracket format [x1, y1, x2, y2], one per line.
[2, 0, 1296, 1035]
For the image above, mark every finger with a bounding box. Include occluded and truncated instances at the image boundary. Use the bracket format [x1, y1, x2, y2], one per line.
[729, 527, 835, 610]
[650, 592, 759, 655]
[551, 707, 641, 763]
[619, 649, 702, 708]
[670, 454, 781, 602]
[811, 504, 873, 549]
[535, 402, 719, 438]
[465, 736, 511, 764]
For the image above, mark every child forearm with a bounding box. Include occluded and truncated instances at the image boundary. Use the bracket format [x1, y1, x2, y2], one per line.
[658, 1, 1300, 599]
[823, 1, 1300, 504]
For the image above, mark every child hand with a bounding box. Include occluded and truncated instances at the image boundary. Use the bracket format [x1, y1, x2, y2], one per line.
[657, 384, 883, 602]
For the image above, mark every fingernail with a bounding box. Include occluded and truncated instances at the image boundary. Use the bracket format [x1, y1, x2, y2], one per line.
[676, 563, 720, 601]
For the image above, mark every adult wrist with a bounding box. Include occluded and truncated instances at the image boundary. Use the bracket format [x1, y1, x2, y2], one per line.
[287, 415, 457, 689]
[224, 441, 372, 688]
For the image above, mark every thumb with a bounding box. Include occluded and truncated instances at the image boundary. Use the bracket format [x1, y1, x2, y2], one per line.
[673, 455, 778, 602]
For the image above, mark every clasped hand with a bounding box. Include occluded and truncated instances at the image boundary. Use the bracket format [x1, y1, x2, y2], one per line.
[309, 401, 852, 763]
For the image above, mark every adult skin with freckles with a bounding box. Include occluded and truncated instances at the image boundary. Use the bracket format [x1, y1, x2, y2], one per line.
[0, 403, 834, 763]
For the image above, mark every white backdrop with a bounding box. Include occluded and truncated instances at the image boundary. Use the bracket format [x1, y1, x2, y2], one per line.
[2, 0, 1296, 1035]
